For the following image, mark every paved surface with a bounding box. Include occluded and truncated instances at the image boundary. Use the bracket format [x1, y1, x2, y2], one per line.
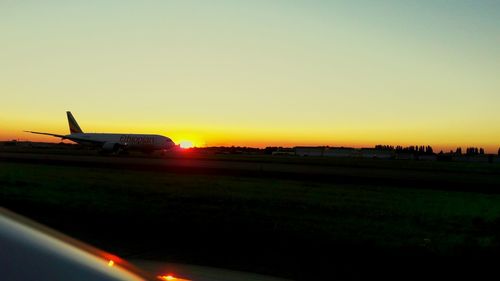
[1, 152, 500, 193]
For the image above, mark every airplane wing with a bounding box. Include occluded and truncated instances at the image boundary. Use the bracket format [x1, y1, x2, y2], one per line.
[24, 131, 104, 145]
[24, 131, 67, 139]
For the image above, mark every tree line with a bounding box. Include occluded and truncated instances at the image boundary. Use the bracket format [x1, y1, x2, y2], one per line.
[375, 145, 499, 156]
[375, 145, 434, 155]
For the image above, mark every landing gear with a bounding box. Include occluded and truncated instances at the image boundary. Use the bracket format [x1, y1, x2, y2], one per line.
[117, 148, 129, 156]
[98, 144, 127, 156]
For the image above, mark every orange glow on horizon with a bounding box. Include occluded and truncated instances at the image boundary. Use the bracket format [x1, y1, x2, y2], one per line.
[1, 131, 499, 154]
[0, 125, 498, 153]
[108, 260, 114, 267]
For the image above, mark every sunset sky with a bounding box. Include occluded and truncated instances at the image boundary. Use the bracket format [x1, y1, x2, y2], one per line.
[1, 1, 499, 151]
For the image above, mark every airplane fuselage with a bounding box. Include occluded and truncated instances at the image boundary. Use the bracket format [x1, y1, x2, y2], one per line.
[66, 133, 175, 151]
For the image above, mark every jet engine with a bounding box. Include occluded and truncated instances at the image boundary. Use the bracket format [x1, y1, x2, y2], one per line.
[101, 142, 121, 152]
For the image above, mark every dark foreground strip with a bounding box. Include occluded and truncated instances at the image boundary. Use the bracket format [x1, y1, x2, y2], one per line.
[1, 153, 499, 194]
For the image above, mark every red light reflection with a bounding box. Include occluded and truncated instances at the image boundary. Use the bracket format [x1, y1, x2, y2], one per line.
[158, 274, 190, 281]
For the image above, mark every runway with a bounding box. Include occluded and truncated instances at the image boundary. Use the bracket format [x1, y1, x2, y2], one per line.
[1, 151, 499, 193]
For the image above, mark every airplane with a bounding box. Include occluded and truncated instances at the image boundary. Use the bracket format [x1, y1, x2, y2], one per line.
[25, 111, 176, 153]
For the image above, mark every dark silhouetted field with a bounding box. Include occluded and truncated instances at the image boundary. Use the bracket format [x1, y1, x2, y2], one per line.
[1, 152, 500, 280]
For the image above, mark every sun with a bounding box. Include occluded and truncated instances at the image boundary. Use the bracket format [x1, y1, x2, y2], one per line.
[179, 140, 194, 149]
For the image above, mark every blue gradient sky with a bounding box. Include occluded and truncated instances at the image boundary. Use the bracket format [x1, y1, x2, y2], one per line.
[1, 1, 499, 150]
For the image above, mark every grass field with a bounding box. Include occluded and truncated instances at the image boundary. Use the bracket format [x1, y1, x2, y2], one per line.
[2, 159, 500, 279]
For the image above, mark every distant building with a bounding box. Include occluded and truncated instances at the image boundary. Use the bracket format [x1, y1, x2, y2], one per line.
[452, 155, 490, 163]
[323, 148, 357, 158]
[417, 155, 437, 161]
[2, 140, 18, 147]
[359, 148, 393, 159]
[294, 146, 397, 158]
[294, 146, 325, 157]
[272, 148, 295, 156]
[395, 153, 414, 160]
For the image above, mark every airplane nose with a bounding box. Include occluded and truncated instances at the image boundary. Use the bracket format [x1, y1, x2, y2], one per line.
[165, 139, 175, 149]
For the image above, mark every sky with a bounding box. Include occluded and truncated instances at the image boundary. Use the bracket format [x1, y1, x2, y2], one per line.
[1, 1, 499, 151]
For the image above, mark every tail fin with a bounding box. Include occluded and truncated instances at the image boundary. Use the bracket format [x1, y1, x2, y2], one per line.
[67, 111, 83, 134]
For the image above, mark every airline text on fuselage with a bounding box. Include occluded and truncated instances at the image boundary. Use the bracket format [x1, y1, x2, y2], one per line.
[119, 135, 155, 145]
